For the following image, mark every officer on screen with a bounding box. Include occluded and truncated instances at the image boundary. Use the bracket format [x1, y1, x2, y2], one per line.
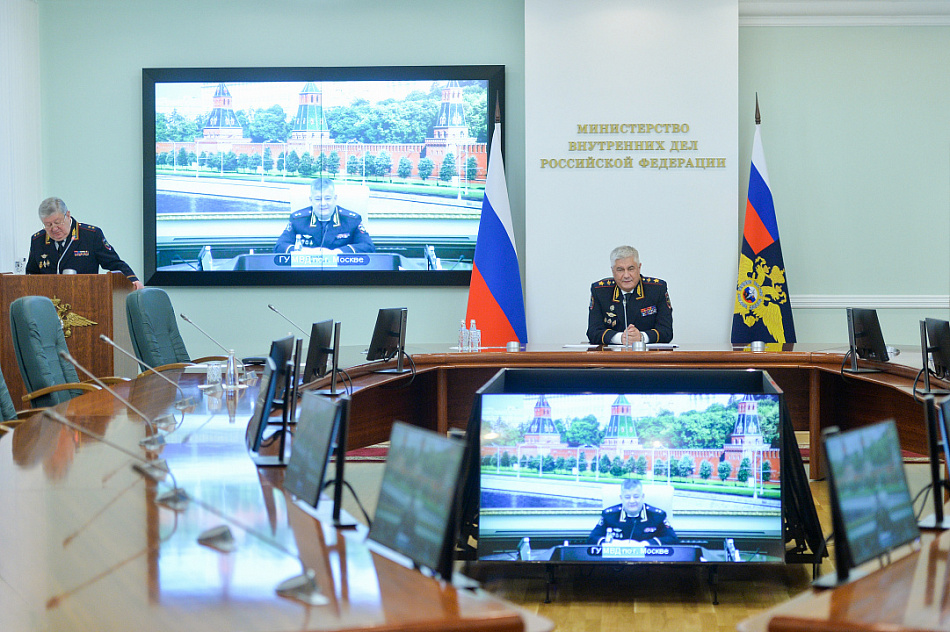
[273, 178, 375, 254]
[588, 478, 678, 545]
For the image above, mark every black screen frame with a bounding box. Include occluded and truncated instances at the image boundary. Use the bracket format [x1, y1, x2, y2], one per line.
[302, 320, 334, 384]
[463, 368, 804, 567]
[283, 391, 343, 508]
[847, 307, 889, 363]
[368, 421, 467, 580]
[820, 420, 920, 583]
[142, 64, 505, 287]
[366, 307, 407, 362]
[246, 356, 278, 453]
[925, 318, 950, 380]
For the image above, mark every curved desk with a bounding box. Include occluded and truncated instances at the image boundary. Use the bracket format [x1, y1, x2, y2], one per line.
[314, 343, 947, 480]
[0, 371, 547, 632]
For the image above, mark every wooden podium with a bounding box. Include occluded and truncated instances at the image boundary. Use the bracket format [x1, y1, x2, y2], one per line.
[0, 272, 136, 406]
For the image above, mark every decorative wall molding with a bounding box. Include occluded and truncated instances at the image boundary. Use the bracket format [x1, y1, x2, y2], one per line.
[791, 295, 950, 309]
[739, 1, 950, 26]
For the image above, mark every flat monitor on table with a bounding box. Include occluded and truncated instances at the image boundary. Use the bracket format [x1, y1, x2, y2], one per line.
[302, 320, 334, 384]
[815, 420, 920, 587]
[245, 335, 296, 466]
[924, 318, 950, 380]
[246, 356, 279, 454]
[368, 422, 467, 581]
[845, 307, 890, 373]
[467, 368, 796, 568]
[283, 392, 349, 520]
[920, 395, 950, 528]
[269, 334, 296, 408]
[367, 307, 409, 374]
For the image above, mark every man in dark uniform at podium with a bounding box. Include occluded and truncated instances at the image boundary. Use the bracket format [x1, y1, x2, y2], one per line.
[274, 178, 375, 254]
[588, 478, 678, 545]
[587, 245, 672, 345]
[25, 197, 144, 290]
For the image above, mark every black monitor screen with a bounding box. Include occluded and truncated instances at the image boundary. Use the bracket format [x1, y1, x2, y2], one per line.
[848, 307, 889, 362]
[925, 318, 950, 380]
[302, 320, 334, 384]
[366, 307, 406, 362]
[142, 64, 504, 287]
[368, 422, 466, 579]
[269, 334, 295, 404]
[245, 357, 278, 452]
[823, 420, 919, 570]
[476, 391, 784, 564]
[283, 391, 342, 508]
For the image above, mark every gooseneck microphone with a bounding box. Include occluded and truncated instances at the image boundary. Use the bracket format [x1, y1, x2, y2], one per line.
[59, 351, 172, 450]
[268, 304, 311, 338]
[179, 312, 247, 374]
[99, 335, 196, 409]
[179, 313, 233, 356]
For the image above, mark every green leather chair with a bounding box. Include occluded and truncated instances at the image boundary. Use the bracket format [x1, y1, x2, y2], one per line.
[0, 365, 17, 422]
[9, 296, 97, 408]
[126, 287, 225, 372]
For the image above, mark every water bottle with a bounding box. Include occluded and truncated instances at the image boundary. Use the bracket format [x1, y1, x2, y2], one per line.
[458, 319, 469, 352]
[519, 537, 532, 561]
[469, 319, 479, 352]
[294, 234, 302, 251]
[225, 349, 238, 389]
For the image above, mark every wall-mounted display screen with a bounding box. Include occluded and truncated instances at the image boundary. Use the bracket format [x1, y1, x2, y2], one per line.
[470, 369, 786, 565]
[143, 65, 504, 286]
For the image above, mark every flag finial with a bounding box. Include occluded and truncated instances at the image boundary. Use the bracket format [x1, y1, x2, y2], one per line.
[755, 93, 761, 125]
[494, 93, 501, 124]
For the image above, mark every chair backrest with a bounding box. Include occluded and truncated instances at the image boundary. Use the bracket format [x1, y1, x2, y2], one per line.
[0, 364, 17, 421]
[9, 296, 83, 408]
[126, 287, 190, 369]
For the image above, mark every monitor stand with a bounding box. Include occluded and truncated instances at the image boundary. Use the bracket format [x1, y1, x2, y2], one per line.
[374, 346, 411, 374]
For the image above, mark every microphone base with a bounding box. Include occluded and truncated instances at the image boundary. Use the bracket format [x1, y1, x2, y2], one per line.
[275, 571, 328, 606]
[197, 525, 237, 553]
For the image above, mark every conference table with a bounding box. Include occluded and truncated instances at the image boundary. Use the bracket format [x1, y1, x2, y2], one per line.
[318, 342, 946, 480]
[737, 530, 950, 632]
[0, 368, 549, 632]
[1, 342, 943, 631]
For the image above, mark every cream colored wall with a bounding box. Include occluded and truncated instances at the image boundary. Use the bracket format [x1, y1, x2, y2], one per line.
[31, 2, 950, 355]
[34, 0, 526, 359]
[739, 26, 950, 344]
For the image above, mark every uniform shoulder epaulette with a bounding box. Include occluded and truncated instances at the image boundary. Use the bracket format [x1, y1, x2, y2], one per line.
[603, 503, 622, 514]
[592, 278, 616, 289]
[31, 229, 45, 240]
[337, 206, 359, 218]
[290, 208, 312, 219]
[642, 276, 665, 285]
[77, 222, 96, 232]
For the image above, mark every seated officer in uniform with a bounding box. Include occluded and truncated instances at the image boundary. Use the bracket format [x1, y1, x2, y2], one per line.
[587, 245, 672, 345]
[26, 197, 144, 290]
[274, 178, 375, 254]
[588, 478, 678, 545]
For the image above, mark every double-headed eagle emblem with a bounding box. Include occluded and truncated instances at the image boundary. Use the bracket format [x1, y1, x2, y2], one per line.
[734, 254, 789, 342]
[51, 297, 97, 338]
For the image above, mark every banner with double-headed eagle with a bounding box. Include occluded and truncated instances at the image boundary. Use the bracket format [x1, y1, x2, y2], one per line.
[731, 104, 796, 344]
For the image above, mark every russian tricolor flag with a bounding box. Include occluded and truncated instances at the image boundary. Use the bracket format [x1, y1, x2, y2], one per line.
[465, 119, 528, 347]
[732, 101, 796, 344]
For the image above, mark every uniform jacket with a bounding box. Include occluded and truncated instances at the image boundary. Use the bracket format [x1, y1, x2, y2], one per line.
[587, 276, 673, 345]
[587, 502, 678, 545]
[274, 206, 375, 254]
[26, 219, 139, 282]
